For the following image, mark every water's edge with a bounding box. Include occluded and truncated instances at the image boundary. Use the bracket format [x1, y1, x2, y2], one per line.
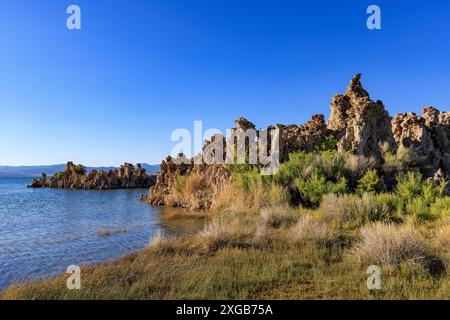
[0, 177, 204, 291]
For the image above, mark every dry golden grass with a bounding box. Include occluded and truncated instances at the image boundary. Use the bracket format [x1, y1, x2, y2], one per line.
[165, 172, 212, 210]
[435, 224, 450, 252]
[434, 222, 450, 267]
[212, 180, 290, 212]
[288, 214, 337, 247]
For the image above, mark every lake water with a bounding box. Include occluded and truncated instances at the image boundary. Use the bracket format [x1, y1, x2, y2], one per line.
[0, 177, 204, 292]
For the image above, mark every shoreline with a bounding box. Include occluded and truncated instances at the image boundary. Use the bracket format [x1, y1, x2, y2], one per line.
[2, 202, 449, 300]
[0, 179, 206, 295]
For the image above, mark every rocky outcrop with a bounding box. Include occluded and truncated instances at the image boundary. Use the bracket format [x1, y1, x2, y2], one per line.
[327, 73, 394, 161]
[277, 114, 331, 162]
[143, 74, 449, 210]
[392, 107, 450, 174]
[146, 156, 230, 210]
[29, 162, 157, 190]
[145, 113, 332, 209]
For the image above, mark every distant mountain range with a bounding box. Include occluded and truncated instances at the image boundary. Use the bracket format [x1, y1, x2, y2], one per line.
[0, 163, 160, 177]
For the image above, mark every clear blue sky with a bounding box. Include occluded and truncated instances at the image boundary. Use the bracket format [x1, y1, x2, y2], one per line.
[1, 0, 449, 166]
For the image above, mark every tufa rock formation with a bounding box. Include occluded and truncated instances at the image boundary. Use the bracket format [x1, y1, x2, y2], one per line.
[392, 106, 450, 173]
[143, 74, 449, 210]
[146, 156, 230, 210]
[29, 162, 157, 190]
[327, 73, 395, 161]
[277, 114, 330, 162]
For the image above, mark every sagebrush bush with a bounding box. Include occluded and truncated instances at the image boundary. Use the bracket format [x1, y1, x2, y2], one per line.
[396, 171, 423, 199]
[382, 145, 432, 175]
[274, 150, 383, 205]
[288, 215, 337, 247]
[311, 150, 348, 179]
[355, 222, 433, 268]
[345, 154, 378, 180]
[259, 206, 300, 229]
[320, 193, 400, 228]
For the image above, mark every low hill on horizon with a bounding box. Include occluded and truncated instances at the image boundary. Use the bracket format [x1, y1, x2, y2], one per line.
[0, 163, 160, 177]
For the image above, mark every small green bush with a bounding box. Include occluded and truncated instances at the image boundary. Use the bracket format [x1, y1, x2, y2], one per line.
[295, 170, 347, 207]
[53, 172, 64, 180]
[174, 176, 188, 193]
[68, 163, 86, 175]
[274, 152, 315, 186]
[313, 135, 338, 152]
[396, 171, 423, 200]
[356, 169, 383, 194]
[430, 198, 450, 218]
[395, 171, 449, 220]
[312, 150, 348, 180]
[274, 150, 349, 188]
[382, 146, 432, 175]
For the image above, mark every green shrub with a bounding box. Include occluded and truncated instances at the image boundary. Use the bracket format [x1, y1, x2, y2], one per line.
[274, 152, 315, 186]
[274, 150, 349, 188]
[295, 170, 347, 207]
[395, 171, 449, 219]
[53, 172, 64, 180]
[396, 171, 423, 201]
[174, 176, 188, 193]
[420, 179, 448, 206]
[68, 163, 86, 175]
[382, 146, 432, 175]
[430, 198, 450, 218]
[313, 135, 338, 152]
[405, 198, 431, 220]
[356, 169, 383, 194]
[233, 167, 266, 190]
[312, 150, 348, 180]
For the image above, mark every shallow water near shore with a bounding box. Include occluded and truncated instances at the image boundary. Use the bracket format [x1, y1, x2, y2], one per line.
[0, 177, 204, 291]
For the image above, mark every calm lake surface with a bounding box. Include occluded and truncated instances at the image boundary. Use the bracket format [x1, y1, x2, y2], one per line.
[0, 177, 204, 291]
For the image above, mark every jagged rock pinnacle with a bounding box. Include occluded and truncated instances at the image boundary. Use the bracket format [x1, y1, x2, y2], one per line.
[234, 117, 256, 130]
[347, 73, 369, 99]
